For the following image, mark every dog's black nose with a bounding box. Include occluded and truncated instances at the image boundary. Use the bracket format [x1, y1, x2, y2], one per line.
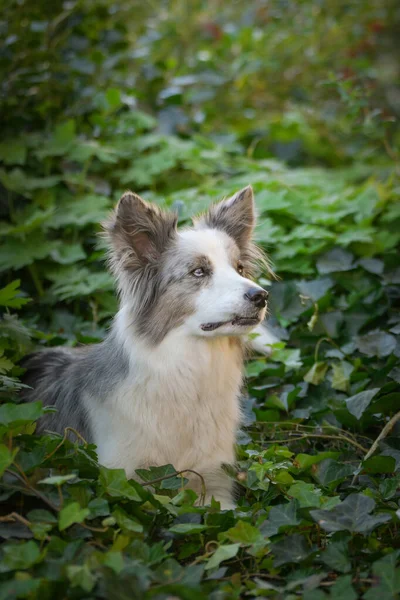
[244, 288, 269, 308]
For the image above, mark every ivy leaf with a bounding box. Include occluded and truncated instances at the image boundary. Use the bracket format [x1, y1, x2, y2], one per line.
[294, 452, 340, 470]
[315, 459, 354, 487]
[356, 331, 397, 358]
[99, 466, 142, 501]
[364, 551, 400, 600]
[205, 544, 240, 571]
[316, 248, 355, 274]
[112, 506, 144, 533]
[225, 521, 264, 545]
[0, 402, 44, 427]
[169, 523, 209, 535]
[310, 493, 392, 533]
[261, 500, 300, 537]
[0, 445, 18, 476]
[38, 474, 76, 486]
[331, 361, 353, 392]
[66, 564, 95, 593]
[58, 502, 90, 531]
[1, 540, 41, 571]
[321, 537, 351, 573]
[345, 388, 380, 419]
[304, 361, 328, 385]
[271, 533, 311, 566]
[287, 482, 322, 508]
[329, 575, 357, 600]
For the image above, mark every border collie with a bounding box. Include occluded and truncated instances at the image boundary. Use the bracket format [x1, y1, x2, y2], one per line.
[23, 186, 277, 509]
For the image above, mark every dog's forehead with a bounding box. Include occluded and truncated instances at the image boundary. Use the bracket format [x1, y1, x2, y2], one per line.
[177, 228, 238, 262]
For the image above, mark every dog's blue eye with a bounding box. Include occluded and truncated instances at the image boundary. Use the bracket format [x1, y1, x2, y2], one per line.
[192, 267, 205, 277]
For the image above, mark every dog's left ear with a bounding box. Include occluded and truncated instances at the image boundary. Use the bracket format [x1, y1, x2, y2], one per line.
[199, 185, 255, 249]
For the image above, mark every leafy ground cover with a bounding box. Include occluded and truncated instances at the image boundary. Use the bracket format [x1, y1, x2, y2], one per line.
[0, 1, 399, 598]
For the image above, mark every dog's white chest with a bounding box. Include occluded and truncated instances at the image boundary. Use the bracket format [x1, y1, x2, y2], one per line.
[91, 334, 243, 477]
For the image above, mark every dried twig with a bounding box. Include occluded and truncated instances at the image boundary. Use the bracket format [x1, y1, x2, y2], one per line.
[352, 409, 400, 484]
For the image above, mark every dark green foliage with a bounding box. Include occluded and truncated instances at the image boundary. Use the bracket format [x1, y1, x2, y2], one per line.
[0, 1, 399, 598]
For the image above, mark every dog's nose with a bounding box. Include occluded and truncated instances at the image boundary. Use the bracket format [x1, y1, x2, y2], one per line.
[244, 288, 269, 308]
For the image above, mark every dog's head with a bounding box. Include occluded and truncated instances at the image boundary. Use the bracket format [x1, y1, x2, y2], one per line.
[104, 186, 272, 344]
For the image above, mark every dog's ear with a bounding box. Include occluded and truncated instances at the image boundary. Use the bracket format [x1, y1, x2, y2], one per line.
[103, 192, 177, 269]
[199, 185, 255, 249]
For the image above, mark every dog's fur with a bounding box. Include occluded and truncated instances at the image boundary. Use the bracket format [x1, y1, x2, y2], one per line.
[22, 186, 277, 509]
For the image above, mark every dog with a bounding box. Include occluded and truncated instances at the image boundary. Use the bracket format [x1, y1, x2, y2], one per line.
[22, 186, 277, 509]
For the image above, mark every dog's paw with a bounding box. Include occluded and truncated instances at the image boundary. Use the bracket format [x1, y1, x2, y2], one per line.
[247, 323, 279, 356]
[219, 500, 236, 511]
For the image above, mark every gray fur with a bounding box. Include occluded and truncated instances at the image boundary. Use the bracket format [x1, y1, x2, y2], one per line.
[21, 331, 129, 440]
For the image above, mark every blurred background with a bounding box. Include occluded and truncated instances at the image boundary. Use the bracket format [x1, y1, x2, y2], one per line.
[0, 0, 399, 334]
[1, 0, 399, 165]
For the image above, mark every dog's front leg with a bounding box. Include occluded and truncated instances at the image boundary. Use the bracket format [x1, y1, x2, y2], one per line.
[191, 467, 235, 511]
[247, 322, 279, 356]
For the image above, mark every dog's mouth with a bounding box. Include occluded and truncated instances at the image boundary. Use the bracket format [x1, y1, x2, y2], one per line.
[200, 316, 260, 332]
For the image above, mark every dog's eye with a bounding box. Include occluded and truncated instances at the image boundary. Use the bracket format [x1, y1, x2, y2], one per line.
[192, 267, 205, 278]
[237, 262, 244, 276]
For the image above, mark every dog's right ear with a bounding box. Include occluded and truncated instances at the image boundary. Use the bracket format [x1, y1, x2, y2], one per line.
[103, 192, 177, 270]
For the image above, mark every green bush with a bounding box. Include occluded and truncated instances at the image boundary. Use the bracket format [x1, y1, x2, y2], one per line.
[0, 1, 399, 598]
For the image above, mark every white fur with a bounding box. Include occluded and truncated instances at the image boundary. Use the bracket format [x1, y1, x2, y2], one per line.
[85, 228, 272, 509]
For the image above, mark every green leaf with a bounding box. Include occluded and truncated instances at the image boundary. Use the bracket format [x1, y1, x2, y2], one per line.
[0, 140, 27, 165]
[38, 474, 76, 485]
[66, 564, 95, 592]
[271, 533, 310, 566]
[112, 506, 144, 533]
[310, 493, 392, 533]
[136, 463, 188, 490]
[0, 281, 30, 308]
[205, 543, 240, 571]
[0, 444, 18, 476]
[331, 361, 353, 392]
[225, 520, 264, 545]
[106, 88, 122, 109]
[47, 195, 111, 229]
[0, 402, 44, 426]
[329, 575, 357, 600]
[0, 578, 41, 600]
[261, 500, 300, 537]
[315, 459, 354, 487]
[0, 351, 14, 374]
[346, 388, 380, 419]
[362, 456, 396, 474]
[169, 523, 208, 535]
[58, 502, 90, 531]
[364, 551, 400, 600]
[103, 551, 124, 574]
[316, 248, 354, 274]
[50, 243, 86, 265]
[321, 537, 351, 573]
[304, 361, 328, 385]
[356, 331, 397, 358]
[2, 541, 41, 571]
[99, 466, 142, 501]
[287, 481, 322, 508]
[295, 452, 340, 470]
[0, 235, 59, 271]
